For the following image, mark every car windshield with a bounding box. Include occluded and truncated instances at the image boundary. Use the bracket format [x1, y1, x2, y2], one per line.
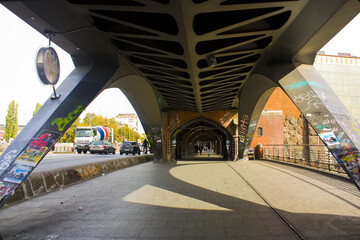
[122, 142, 135, 147]
[91, 141, 104, 145]
[76, 129, 92, 137]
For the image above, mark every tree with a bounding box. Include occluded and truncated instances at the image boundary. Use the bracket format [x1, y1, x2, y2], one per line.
[4, 100, 18, 142]
[59, 117, 81, 143]
[117, 124, 142, 143]
[33, 103, 42, 116]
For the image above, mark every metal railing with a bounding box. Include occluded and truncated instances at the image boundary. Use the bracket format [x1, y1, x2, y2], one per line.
[262, 144, 345, 174]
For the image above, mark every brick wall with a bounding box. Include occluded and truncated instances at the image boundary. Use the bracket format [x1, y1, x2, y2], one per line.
[251, 87, 323, 148]
[263, 87, 301, 119]
[251, 111, 284, 147]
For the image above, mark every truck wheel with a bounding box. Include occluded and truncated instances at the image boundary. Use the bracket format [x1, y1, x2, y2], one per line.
[77, 150, 81, 154]
[90, 151, 94, 154]
[120, 152, 123, 155]
[83, 150, 87, 154]
[126, 153, 128, 155]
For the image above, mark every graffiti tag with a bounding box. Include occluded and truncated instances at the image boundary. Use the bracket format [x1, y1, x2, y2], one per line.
[51, 105, 84, 132]
[0, 150, 18, 175]
[239, 114, 249, 133]
[285, 81, 321, 90]
[293, 91, 325, 103]
[316, 125, 331, 131]
[352, 123, 360, 136]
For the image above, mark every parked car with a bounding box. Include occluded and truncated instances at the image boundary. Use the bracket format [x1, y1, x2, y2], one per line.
[89, 140, 116, 154]
[120, 141, 140, 155]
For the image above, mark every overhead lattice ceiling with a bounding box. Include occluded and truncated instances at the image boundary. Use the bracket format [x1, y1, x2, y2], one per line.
[68, 0, 300, 113]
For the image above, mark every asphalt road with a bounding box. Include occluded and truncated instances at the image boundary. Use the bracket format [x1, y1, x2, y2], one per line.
[34, 152, 148, 172]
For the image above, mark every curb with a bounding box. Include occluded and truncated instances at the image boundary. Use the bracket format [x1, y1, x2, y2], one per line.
[5, 155, 154, 206]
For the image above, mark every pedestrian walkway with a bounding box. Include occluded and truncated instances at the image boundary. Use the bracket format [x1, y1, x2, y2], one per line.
[0, 160, 359, 239]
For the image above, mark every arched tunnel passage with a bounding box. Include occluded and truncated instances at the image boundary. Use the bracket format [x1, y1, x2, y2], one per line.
[171, 118, 233, 161]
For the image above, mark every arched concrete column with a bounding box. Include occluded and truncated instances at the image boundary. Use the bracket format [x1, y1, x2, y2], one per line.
[237, 74, 278, 159]
[108, 75, 163, 162]
[279, 64, 360, 190]
[0, 63, 119, 207]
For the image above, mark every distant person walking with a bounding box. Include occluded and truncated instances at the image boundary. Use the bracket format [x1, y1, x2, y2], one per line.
[199, 145, 203, 155]
[194, 144, 199, 155]
[206, 142, 211, 156]
[143, 139, 148, 154]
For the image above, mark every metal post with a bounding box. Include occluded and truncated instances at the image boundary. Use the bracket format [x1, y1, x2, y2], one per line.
[327, 149, 331, 171]
[111, 128, 114, 143]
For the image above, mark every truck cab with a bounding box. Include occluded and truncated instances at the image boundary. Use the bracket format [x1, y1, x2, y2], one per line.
[74, 127, 96, 154]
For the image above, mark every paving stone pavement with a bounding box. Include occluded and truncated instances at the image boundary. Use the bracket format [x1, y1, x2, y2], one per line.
[0, 160, 359, 240]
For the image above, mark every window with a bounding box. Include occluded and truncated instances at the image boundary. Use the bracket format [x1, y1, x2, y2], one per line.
[257, 127, 263, 136]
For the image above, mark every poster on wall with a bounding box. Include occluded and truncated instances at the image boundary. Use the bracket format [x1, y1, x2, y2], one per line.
[0, 181, 15, 201]
[3, 164, 32, 184]
[340, 152, 360, 182]
[16, 130, 60, 167]
[319, 132, 340, 146]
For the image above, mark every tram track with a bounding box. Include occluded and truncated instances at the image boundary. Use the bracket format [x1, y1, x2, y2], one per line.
[226, 162, 307, 240]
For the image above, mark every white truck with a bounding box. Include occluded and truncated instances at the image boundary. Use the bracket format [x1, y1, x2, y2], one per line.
[74, 126, 110, 154]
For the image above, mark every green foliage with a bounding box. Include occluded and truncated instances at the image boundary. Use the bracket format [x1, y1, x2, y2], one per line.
[4, 100, 18, 141]
[59, 117, 81, 143]
[116, 124, 142, 143]
[33, 103, 42, 116]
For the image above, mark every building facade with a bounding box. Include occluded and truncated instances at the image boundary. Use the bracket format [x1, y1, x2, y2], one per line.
[115, 113, 139, 132]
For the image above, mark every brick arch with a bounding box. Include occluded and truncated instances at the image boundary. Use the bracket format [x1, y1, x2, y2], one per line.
[166, 110, 237, 139]
[169, 116, 234, 160]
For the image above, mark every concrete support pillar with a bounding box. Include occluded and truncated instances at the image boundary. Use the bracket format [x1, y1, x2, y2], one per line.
[237, 74, 277, 160]
[161, 112, 171, 162]
[0, 63, 118, 207]
[279, 64, 360, 190]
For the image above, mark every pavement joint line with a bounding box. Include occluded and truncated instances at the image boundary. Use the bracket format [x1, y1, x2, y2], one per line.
[254, 161, 360, 210]
[226, 162, 307, 240]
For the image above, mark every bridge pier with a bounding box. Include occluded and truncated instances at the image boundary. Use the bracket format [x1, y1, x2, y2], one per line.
[279, 64, 360, 189]
[0, 63, 118, 207]
[237, 74, 278, 160]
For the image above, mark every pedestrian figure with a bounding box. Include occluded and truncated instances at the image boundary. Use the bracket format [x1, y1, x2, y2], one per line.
[199, 145, 203, 155]
[194, 144, 199, 155]
[206, 142, 211, 156]
[143, 139, 148, 154]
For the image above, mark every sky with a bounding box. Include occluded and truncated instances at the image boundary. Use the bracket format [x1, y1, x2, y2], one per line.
[0, 5, 359, 129]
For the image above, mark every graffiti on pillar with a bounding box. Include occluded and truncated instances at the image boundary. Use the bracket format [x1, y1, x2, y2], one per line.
[3, 165, 32, 184]
[318, 132, 340, 147]
[284, 81, 322, 90]
[280, 72, 360, 189]
[51, 105, 84, 131]
[293, 91, 326, 112]
[0, 181, 15, 201]
[0, 129, 61, 201]
[238, 114, 249, 151]
[0, 150, 18, 176]
[340, 152, 360, 181]
[16, 130, 60, 167]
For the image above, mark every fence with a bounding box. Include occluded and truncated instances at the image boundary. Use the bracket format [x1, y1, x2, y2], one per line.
[262, 144, 345, 174]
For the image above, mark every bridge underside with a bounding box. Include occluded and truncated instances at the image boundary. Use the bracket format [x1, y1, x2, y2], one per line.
[0, 0, 360, 207]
